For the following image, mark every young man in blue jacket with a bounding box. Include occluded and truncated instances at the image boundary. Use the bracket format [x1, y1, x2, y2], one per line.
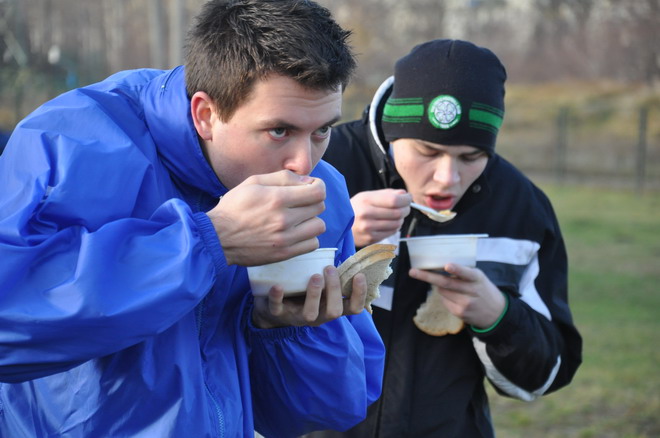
[0, 1, 385, 437]
[307, 39, 582, 437]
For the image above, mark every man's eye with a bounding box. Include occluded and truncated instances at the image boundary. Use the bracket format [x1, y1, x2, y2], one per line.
[269, 128, 288, 139]
[462, 154, 485, 163]
[417, 147, 439, 157]
[314, 126, 332, 138]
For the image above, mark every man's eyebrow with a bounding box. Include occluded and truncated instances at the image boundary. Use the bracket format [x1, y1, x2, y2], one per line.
[260, 119, 297, 130]
[463, 149, 486, 156]
[259, 115, 342, 131]
[325, 115, 343, 127]
[420, 141, 484, 155]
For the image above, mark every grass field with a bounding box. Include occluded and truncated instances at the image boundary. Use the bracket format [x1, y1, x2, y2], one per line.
[488, 184, 660, 438]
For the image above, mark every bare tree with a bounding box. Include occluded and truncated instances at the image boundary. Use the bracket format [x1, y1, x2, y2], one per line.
[169, 0, 186, 68]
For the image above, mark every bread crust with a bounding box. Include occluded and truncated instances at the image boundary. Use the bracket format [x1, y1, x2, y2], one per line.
[338, 244, 396, 269]
[337, 244, 396, 313]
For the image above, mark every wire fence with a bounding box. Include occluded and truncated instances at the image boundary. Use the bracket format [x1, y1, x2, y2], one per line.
[496, 102, 660, 193]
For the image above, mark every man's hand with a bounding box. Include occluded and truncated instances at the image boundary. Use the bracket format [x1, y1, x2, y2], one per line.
[252, 266, 368, 328]
[409, 264, 506, 329]
[350, 189, 412, 247]
[207, 170, 326, 266]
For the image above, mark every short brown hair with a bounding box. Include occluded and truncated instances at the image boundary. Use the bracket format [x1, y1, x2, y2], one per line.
[184, 0, 356, 121]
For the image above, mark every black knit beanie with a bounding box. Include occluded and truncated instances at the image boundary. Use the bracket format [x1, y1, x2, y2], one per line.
[382, 39, 507, 155]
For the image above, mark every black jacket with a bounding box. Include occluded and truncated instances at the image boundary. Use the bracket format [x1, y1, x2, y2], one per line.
[307, 78, 582, 437]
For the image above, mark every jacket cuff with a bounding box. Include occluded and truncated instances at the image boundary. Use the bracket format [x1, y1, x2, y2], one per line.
[470, 291, 509, 334]
[469, 293, 520, 341]
[245, 297, 311, 340]
[193, 211, 228, 275]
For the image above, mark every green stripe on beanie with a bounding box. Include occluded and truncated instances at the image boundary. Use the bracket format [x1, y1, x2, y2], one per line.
[383, 98, 424, 123]
[381, 39, 507, 155]
[469, 108, 503, 131]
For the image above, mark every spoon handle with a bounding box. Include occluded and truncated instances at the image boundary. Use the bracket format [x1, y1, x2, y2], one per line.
[410, 202, 436, 215]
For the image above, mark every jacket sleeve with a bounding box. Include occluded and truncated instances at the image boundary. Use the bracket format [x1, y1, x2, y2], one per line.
[0, 103, 217, 383]
[248, 312, 385, 437]
[247, 217, 385, 437]
[471, 199, 582, 401]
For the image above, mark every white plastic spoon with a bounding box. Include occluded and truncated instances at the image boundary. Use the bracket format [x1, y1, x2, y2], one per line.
[410, 202, 457, 223]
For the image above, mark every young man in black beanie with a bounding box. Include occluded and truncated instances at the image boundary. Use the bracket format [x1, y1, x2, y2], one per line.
[306, 39, 583, 437]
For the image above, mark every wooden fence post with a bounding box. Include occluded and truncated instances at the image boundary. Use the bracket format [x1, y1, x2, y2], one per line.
[636, 106, 648, 194]
[556, 106, 569, 185]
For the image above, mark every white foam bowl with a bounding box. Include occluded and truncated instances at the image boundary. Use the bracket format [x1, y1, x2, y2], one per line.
[247, 248, 337, 297]
[400, 234, 488, 270]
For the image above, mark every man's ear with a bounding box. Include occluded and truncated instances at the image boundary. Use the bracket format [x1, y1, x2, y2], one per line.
[190, 91, 214, 141]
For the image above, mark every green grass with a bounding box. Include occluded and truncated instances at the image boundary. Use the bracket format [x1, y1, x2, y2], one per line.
[488, 185, 660, 438]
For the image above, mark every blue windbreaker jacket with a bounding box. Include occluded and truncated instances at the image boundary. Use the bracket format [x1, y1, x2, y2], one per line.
[0, 67, 385, 438]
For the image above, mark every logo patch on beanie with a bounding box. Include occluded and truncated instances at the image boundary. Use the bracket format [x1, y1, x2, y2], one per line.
[428, 95, 461, 130]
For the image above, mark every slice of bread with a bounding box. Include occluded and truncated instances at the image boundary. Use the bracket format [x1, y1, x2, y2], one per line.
[337, 244, 396, 313]
[413, 286, 465, 336]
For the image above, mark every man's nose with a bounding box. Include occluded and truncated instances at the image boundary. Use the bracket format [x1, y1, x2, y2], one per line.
[433, 156, 460, 185]
[284, 138, 314, 175]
